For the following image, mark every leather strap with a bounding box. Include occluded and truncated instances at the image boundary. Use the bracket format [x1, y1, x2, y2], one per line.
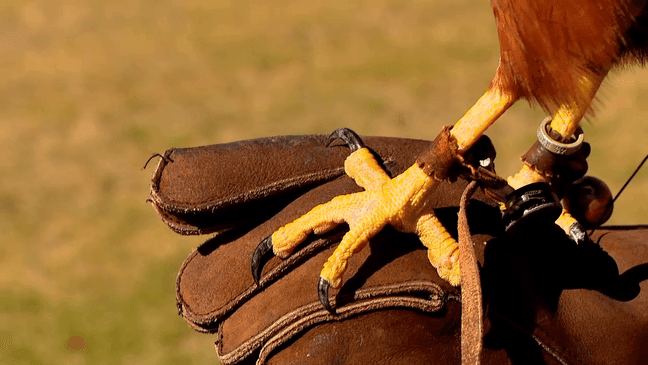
[458, 181, 483, 365]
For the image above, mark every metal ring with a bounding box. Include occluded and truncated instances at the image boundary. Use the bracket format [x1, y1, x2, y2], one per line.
[536, 117, 584, 155]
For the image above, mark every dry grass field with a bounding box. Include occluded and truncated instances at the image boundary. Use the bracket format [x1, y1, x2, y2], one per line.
[2, 0, 647, 364]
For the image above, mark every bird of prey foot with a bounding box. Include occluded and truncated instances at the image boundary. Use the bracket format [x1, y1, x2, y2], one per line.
[253, 0, 647, 313]
[253, 127, 463, 313]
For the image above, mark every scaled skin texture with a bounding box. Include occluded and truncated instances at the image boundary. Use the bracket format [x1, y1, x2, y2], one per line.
[272, 147, 460, 287]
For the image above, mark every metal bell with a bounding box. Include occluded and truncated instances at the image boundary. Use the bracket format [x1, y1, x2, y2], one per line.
[564, 176, 614, 229]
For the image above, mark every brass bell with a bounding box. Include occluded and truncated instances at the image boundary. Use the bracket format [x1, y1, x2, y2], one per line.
[564, 176, 614, 229]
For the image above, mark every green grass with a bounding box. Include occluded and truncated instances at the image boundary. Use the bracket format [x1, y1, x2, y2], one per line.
[2, 0, 648, 363]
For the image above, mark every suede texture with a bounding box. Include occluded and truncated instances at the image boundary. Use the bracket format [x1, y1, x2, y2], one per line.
[149, 134, 648, 365]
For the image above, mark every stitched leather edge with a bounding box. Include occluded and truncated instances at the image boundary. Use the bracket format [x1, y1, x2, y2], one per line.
[176, 231, 346, 330]
[212, 281, 458, 365]
[151, 166, 346, 214]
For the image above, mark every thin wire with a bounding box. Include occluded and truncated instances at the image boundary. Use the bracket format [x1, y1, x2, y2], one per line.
[612, 154, 648, 204]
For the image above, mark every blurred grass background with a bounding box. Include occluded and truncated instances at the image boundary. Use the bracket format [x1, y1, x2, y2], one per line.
[2, 0, 647, 364]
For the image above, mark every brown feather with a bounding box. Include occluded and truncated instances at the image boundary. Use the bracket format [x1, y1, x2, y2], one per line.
[489, 0, 647, 114]
[620, 3, 648, 64]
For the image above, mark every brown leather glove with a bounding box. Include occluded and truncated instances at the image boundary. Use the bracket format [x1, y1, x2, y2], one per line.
[148, 134, 647, 365]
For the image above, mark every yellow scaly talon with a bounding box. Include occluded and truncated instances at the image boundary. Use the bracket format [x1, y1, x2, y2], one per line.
[271, 147, 456, 288]
[255, 88, 515, 302]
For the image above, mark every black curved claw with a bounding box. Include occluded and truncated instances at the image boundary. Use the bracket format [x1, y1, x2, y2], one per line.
[569, 222, 594, 248]
[318, 278, 336, 315]
[326, 128, 365, 152]
[251, 236, 275, 286]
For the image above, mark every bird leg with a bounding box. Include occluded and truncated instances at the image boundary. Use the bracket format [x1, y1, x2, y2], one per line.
[507, 74, 610, 242]
[252, 88, 514, 311]
[448, 88, 514, 153]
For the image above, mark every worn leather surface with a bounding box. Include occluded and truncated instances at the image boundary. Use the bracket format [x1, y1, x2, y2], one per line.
[149, 135, 432, 235]
[149, 134, 648, 365]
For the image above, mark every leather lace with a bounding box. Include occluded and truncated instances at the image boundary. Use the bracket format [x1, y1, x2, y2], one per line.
[458, 180, 484, 365]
